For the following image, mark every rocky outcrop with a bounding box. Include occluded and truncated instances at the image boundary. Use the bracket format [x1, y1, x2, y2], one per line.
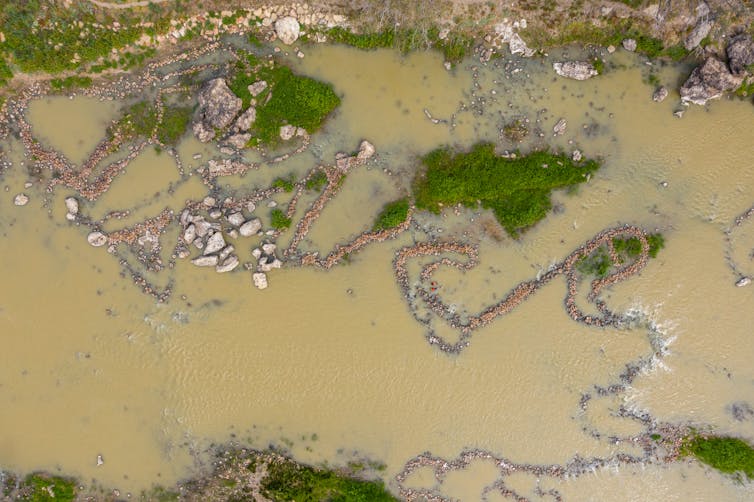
[492, 22, 534, 57]
[680, 57, 743, 105]
[727, 34, 754, 77]
[193, 79, 242, 142]
[553, 61, 598, 80]
[274, 17, 300, 45]
[684, 19, 713, 51]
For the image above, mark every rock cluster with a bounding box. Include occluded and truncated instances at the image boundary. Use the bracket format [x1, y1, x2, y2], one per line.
[553, 61, 598, 80]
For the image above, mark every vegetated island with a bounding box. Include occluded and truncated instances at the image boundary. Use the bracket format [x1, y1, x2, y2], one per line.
[681, 434, 754, 482]
[413, 142, 600, 237]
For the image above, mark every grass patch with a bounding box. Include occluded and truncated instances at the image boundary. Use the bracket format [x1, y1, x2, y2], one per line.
[270, 208, 291, 230]
[735, 78, 754, 98]
[273, 175, 296, 192]
[229, 58, 340, 147]
[49, 75, 92, 91]
[413, 143, 600, 237]
[373, 198, 409, 231]
[592, 57, 605, 75]
[261, 458, 398, 502]
[22, 473, 76, 502]
[109, 100, 159, 141]
[325, 26, 395, 50]
[578, 232, 664, 277]
[305, 171, 328, 191]
[0, 57, 13, 87]
[682, 435, 754, 480]
[157, 105, 193, 146]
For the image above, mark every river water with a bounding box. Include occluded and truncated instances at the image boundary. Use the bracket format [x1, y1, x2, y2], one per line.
[1, 44, 753, 500]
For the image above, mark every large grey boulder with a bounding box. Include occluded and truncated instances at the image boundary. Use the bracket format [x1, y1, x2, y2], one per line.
[552, 61, 598, 80]
[727, 34, 754, 76]
[680, 57, 743, 105]
[193, 79, 242, 142]
[684, 19, 713, 51]
[275, 17, 300, 45]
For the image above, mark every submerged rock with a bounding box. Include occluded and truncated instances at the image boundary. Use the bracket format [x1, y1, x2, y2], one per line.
[553, 118, 567, 136]
[87, 231, 107, 247]
[275, 17, 300, 45]
[252, 272, 268, 289]
[736, 276, 751, 287]
[652, 86, 669, 102]
[727, 34, 754, 77]
[680, 57, 743, 105]
[193, 78, 242, 142]
[13, 193, 29, 206]
[192, 255, 218, 267]
[553, 61, 598, 80]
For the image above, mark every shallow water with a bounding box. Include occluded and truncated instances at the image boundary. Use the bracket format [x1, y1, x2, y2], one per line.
[1, 44, 754, 500]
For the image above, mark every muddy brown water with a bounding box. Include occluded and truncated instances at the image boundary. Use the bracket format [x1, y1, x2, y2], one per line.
[1, 45, 754, 500]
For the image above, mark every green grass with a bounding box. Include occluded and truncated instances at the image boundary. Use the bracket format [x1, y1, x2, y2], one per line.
[325, 26, 395, 50]
[0, 57, 12, 87]
[110, 100, 159, 140]
[157, 105, 193, 146]
[49, 75, 93, 91]
[373, 198, 409, 231]
[270, 208, 291, 230]
[22, 473, 76, 502]
[261, 458, 398, 502]
[414, 143, 600, 237]
[305, 171, 328, 191]
[578, 233, 664, 277]
[273, 175, 296, 192]
[683, 436, 754, 480]
[735, 78, 754, 98]
[253, 65, 340, 146]
[229, 59, 340, 147]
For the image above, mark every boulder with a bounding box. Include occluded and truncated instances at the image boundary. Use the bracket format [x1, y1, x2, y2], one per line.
[183, 223, 196, 243]
[680, 57, 743, 105]
[622, 39, 637, 52]
[219, 245, 235, 261]
[279, 124, 296, 141]
[13, 193, 29, 206]
[203, 232, 226, 255]
[552, 61, 598, 80]
[227, 212, 245, 227]
[248, 81, 268, 97]
[652, 86, 668, 102]
[192, 255, 218, 267]
[357, 140, 376, 160]
[193, 218, 211, 237]
[261, 242, 277, 255]
[64, 197, 79, 215]
[727, 34, 754, 77]
[225, 133, 251, 149]
[87, 231, 107, 247]
[235, 107, 256, 131]
[216, 255, 239, 273]
[193, 78, 242, 142]
[275, 17, 300, 45]
[684, 19, 713, 51]
[258, 254, 282, 272]
[252, 272, 268, 289]
[239, 218, 262, 237]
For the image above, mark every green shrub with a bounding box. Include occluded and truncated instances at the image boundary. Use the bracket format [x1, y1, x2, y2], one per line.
[22, 473, 75, 502]
[305, 171, 328, 191]
[157, 105, 193, 146]
[50, 75, 92, 91]
[270, 208, 291, 229]
[414, 143, 600, 237]
[373, 198, 409, 231]
[261, 458, 397, 501]
[273, 175, 296, 192]
[110, 100, 159, 140]
[683, 436, 754, 480]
